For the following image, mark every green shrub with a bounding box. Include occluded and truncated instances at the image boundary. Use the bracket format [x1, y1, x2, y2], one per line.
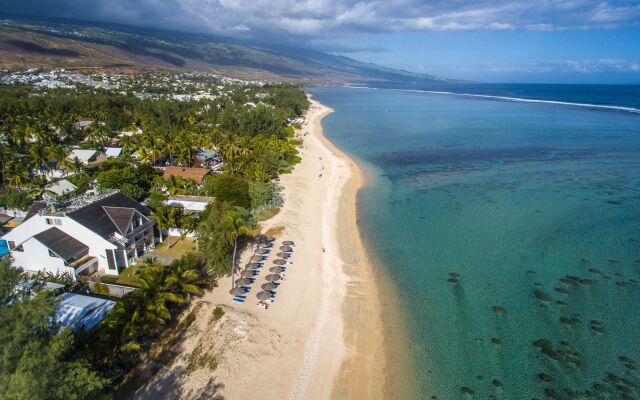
[92, 282, 110, 296]
[212, 306, 225, 321]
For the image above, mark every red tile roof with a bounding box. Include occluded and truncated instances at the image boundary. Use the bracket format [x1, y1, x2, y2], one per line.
[163, 166, 211, 184]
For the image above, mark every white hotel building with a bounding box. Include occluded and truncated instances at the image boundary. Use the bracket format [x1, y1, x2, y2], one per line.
[2, 191, 156, 278]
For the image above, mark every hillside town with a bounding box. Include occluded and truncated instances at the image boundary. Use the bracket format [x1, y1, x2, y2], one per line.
[0, 67, 310, 398]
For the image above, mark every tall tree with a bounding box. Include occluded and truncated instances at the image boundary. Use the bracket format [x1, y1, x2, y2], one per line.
[0, 258, 107, 400]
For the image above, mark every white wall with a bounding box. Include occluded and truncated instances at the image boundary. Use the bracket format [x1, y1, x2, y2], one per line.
[166, 228, 196, 238]
[2, 214, 120, 276]
[10, 237, 74, 276]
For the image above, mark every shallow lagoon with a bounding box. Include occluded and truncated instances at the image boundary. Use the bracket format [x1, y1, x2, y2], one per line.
[309, 86, 640, 399]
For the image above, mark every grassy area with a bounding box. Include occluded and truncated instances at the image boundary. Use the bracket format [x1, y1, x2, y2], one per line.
[256, 206, 281, 222]
[152, 237, 197, 258]
[186, 342, 218, 374]
[211, 306, 225, 322]
[265, 225, 285, 237]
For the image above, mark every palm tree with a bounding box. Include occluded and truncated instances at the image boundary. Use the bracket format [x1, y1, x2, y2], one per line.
[162, 133, 178, 165]
[222, 210, 251, 289]
[0, 146, 11, 188]
[8, 162, 30, 189]
[163, 258, 203, 299]
[151, 206, 171, 244]
[166, 206, 184, 248]
[28, 176, 56, 199]
[27, 143, 48, 175]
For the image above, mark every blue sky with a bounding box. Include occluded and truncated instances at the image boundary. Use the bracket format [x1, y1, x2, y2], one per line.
[3, 0, 640, 83]
[331, 29, 640, 83]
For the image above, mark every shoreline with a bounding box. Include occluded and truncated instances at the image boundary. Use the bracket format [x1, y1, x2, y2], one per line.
[313, 102, 415, 400]
[309, 99, 388, 399]
[131, 97, 388, 399]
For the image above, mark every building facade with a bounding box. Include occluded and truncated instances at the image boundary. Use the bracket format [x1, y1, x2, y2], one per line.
[2, 191, 156, 279]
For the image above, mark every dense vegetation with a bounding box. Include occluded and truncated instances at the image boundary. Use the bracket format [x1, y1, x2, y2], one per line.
[0, 257, 107, 399]
[0, 79, 308, 276]
[0, 75, 310, 397]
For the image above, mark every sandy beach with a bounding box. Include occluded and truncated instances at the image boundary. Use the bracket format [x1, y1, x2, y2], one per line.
[133, 98, 387, 400]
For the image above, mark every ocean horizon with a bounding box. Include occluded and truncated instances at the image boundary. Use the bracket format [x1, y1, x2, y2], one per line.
[309, 84, 640, 399]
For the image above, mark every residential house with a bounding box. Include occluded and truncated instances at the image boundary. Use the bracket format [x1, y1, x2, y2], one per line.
[46, 179, 77, 197]
[166, 195, 214, 212]
[193, 148, 221, 168]
[163, 166, 211, 185]
[74, 118, 96, 130]
[105, 147, 123, 158]
[2, 191, 157, 279]
[69, 149, 107, 168]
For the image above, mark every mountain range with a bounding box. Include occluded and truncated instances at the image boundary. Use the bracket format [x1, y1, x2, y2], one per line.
[0, 14, 450, 84]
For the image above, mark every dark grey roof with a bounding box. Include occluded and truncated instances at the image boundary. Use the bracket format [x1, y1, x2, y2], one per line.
[67, 192, 151, 239]
[33, 227, 88, 261]
[103, 207, 135, 234]
[25, 201, 48, 220]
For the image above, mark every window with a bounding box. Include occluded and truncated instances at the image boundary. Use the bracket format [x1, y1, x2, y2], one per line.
[45, 218, 62, 226]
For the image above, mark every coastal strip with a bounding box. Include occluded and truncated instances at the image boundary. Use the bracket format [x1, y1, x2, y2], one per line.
[131, 97, 387, 400]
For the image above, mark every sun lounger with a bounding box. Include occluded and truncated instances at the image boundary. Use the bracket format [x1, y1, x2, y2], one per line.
[233, 297, 245, 303]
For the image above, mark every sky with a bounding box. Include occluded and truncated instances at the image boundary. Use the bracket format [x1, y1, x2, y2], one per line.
[3, 0, 640, 83]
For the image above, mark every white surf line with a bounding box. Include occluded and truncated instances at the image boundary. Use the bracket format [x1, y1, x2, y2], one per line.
[289, 113, 345, 400]
[342, 85, 640, 114]
[409, 90, 640, 114]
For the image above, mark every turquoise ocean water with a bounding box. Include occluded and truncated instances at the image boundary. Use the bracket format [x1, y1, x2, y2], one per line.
[308, 86, 640, 399]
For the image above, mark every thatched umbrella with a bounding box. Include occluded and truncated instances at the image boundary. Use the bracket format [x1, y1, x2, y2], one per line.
[235, 278, 252, 286]
[241, 270, 256, 278]
[261, 282, 279, 291]
[282, 240, 295, 246]
[229, 287, 246, 296]
[245, 263, 260, 270]
[256, 249, 270, 255]
[276, 252, 290, 258]
[279, 246, 293, 252]
[273, 259, 287, 265]
[265, 274, 281, 282]
[250, 255, 265, 262]
[270, 266, 285, 273]
[256, 291, 273, 300]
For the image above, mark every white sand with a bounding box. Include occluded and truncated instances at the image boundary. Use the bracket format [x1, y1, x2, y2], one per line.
[133, 98, 386, 400]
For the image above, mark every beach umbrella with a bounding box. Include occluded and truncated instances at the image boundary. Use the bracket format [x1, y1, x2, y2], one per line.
[256, 291, 273, 300]
[256, 249, 270, 255]
[261, 282, 279, 291]
[270, 266, 285, 273]
[279, 246, 293, 252]
[241, 270, 256, 278]
[273, 259, 287, 265]
[245, 263, 260, 270]
[260, 236, 275, 244]
[276, 252, 290, 258]
[235, 278, 252, 286]
[250, 255, 264, 262]
[282, 240, 295, 246]
[229, 287, 246, 296]
[265, 274, 281, 282]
